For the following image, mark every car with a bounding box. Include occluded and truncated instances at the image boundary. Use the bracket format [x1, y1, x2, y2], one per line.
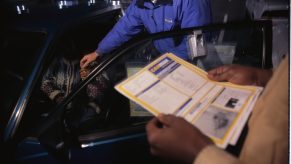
[245, 0, 289, 68]
[0, 1, 274, 163]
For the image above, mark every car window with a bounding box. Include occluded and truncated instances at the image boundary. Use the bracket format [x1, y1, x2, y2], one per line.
[57, 21, 272, 138]
[0, 31, 46, 133]
[24, 21, 271, 148]
[19, 12, 120, 139]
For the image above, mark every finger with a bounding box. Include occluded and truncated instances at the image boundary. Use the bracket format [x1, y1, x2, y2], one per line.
[81, 61, 90, 69]
[80, 71, 88, 76]
[208, 66, 222, 76]
[146, 117, 161, 134]
[209, 72, 229, 82]
[80, 73, 86, 78]
[208, 66, 232, 82]
[80, 58, 87, 68]
[146, 118, 164, 147]
[157, 114, 176, 127]
[208, 65, 229, 76]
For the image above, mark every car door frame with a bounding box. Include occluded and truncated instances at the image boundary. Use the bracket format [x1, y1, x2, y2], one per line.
[35, 20, 273, 152]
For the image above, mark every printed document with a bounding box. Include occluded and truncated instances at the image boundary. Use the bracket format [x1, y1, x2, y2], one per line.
[115, 53, 263, 148]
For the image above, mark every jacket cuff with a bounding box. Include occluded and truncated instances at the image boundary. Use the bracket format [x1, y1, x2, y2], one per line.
[95, 49, 103, 57]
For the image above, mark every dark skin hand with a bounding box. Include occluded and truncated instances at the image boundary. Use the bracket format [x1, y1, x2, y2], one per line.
[207, 64, 272, 87]
[146, 114, 213, 164]
[146, 64, 274, 163]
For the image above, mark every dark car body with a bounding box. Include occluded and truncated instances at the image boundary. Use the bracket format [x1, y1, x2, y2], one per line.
[0, 0, 274, 163]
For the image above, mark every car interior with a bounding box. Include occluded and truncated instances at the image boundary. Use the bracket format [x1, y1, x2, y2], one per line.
[15, 11, 123, 140]
[0, 0, 287, 162]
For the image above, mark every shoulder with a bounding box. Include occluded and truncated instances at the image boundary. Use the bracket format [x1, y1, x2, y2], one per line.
[125, 0, 140, 11]
[130, 0, 139, 6]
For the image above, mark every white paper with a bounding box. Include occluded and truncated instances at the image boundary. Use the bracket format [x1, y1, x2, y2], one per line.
[115, 53, 263, 148]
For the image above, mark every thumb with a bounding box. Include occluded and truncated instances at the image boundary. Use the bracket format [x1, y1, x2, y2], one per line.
[80, 57, 86, 67]
[80, 59, 89, 68]
[157, 114, 175, 127]
[207, 66, 232, 82]
[82, 61, 90, 69]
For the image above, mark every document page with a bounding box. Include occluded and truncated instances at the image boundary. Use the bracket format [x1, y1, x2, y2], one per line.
[126, 63, 153, 116]
[115, 53, 263, 148]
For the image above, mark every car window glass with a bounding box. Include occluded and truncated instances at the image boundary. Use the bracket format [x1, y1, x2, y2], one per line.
[0, 31, 46, 78]
[21, 22, 270, 146]
[0, 31, 46, 132]
[20, 15, 120, 138]
[58, 22, 270, 138]
[24, 32, 90, 135]
[191, 27, 266, 70]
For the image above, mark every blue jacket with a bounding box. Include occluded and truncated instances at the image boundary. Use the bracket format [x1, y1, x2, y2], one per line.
[97, 0, 212, 60]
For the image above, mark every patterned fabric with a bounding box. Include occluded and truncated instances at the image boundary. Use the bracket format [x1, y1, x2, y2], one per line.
[41, 57, 109, 105]
[41, 55, 110, 129]
[86, 72, 109, 102]
[41, 56, 80, 101]
[81, 61, 110, 103]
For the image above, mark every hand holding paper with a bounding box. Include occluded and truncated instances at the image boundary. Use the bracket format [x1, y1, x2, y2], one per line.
[115, 53, 263, 148]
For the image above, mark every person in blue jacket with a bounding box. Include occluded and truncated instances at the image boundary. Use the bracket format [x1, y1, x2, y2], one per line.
[80, 0, 212, 68]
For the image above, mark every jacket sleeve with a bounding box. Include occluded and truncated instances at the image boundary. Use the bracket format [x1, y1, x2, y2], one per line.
[194, 146, 241, 164]
[96, 0, 144, 55]
[180, 0, 212, 28]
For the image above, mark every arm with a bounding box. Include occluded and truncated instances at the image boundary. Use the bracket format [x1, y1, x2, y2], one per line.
[163, 0, 212, 59]
[207, 64, 273, 87]
[146, 115, 244, 164]
[180, 0, 212, 28]
[97, 0, 144, 55]
[146, 114, 213, 164]
[196, 58, 289, 164]
[147, 60, 288, 164]
[80, 0, 143, 68]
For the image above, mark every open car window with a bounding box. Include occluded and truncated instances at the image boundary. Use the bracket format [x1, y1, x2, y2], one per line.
[30, 20, 272, 149]
[17, 9, 121, 142]
[61, 21, 272, 143]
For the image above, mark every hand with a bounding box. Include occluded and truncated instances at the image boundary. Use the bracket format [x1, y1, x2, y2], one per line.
[207, 64, 259, 86]
[80, 68, 90, 80]
[54, 94, 65, 104]
[146, 114, 213, 164]
[80, 52, 99, 68]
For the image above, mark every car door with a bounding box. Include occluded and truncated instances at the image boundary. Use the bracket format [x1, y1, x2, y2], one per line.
[0, 29, 47, 144]
[3, 8, 121, 163]
[15, 20, 273, 163]
[67, 20, 274, 163]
